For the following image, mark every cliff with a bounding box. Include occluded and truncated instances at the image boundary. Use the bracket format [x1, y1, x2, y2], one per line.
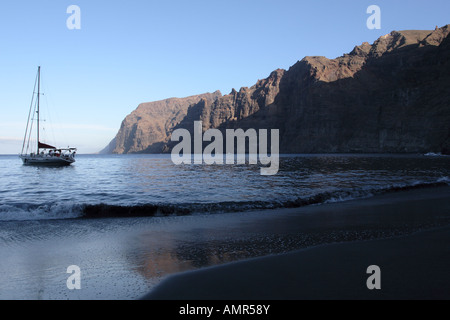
[274, 25, 450, 153]
[101, 91, 221, 154]
[104, 25, 450, 155]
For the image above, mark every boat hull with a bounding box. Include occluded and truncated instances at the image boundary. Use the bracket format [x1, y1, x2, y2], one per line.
[20, 155, 75, 166]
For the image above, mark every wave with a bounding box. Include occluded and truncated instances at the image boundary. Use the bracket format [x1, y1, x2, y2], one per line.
[424, 152, 450, 157]
[0, 202, 83, 221]
[0, 179, 449, 222]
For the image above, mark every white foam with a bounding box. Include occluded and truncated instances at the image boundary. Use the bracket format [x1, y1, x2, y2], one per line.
[0, 203, 83, 222]
[437, 176, 450, 185]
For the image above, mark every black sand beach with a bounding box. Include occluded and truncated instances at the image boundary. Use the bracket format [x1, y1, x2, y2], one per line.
[143, 186, 450, 300]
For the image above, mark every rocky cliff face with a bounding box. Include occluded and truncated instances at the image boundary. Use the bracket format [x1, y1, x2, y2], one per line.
[274, 25, 450, 153]
[172, 68, 285, 134]
[101, 91, 221, 154]
[104, 25, 450, 155]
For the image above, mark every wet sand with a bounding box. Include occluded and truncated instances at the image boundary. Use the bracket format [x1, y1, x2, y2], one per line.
[143, 186, 450, 300]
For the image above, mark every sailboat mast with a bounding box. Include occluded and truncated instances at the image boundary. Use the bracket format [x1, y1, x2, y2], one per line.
[37, 66, 40, 153]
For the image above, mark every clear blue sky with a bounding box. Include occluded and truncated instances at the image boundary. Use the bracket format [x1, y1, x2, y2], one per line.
[0, 0, 448, 154]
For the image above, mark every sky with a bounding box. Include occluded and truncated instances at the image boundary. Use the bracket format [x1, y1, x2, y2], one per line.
[0, 0, 449, 154]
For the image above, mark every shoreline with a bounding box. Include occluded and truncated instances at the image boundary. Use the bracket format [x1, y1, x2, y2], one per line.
[1, 185, 449, 299]
[142, 186, 450, 300]
[78, 180, 450, 219]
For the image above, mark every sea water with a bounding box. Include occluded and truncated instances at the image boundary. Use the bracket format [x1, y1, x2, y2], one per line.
[0, 153, 449, 299]
[1, 154, 449, 221]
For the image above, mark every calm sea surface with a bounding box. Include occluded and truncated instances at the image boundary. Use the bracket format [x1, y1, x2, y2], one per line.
[0, 153, 449, 221]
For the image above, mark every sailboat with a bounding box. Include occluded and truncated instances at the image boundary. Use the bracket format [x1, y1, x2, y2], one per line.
[19, 66, 77, 166]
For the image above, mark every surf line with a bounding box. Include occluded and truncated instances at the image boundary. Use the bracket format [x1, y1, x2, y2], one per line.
[170, 121, 279, 175]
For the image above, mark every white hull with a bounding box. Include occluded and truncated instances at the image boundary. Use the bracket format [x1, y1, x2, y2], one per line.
[20, 155, 75, 166]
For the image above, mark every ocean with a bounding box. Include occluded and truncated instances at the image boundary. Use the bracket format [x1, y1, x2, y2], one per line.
[1, 154, 449, 221]
[1, 153, 449, 299]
